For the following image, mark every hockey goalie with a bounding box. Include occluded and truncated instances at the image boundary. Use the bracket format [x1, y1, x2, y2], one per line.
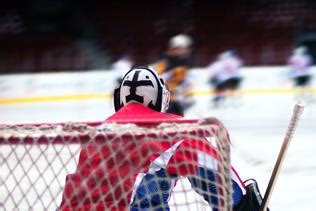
[58, 66, 267, 211]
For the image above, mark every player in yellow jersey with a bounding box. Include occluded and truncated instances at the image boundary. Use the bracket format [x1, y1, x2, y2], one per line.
[153, 34, 194, 115]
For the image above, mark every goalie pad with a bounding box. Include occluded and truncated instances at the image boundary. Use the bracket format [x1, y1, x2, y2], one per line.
[233, 179, 270, 211]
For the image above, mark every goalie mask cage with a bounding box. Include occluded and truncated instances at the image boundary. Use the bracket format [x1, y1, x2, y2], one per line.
[1, 118, 233, 211]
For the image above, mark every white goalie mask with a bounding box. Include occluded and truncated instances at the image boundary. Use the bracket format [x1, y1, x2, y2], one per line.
[114, 66, 170, 112]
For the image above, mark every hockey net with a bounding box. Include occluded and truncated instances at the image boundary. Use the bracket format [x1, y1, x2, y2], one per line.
[1, 118, 232, 211]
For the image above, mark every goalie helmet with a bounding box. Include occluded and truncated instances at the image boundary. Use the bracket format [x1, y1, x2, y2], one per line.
[114, 66, 170, 112]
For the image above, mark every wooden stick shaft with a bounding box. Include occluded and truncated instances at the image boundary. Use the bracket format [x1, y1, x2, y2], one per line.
[260, 104, 304, 211]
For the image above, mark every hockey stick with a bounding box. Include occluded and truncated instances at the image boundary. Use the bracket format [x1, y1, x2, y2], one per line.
[260, 103, 304, 211]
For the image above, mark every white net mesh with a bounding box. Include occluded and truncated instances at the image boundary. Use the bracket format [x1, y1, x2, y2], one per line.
[0, 118, 232, 211]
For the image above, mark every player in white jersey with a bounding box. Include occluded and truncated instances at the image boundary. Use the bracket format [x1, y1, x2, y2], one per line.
[287, 46, 314, 102]
[112, 54, 134, 84]
[207, 49, 243, 107]
[287, 46, 313, 84]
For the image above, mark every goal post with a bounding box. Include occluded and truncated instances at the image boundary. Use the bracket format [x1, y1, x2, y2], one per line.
[1, 118, 233, 211]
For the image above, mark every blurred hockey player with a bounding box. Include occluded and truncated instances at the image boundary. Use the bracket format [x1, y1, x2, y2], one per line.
[59, 66, 268, 211]
[207, 49, 243, 108]
[112, 54, 134, 85]
[153, 34, 195, 116]
[286, 46, 314, 102]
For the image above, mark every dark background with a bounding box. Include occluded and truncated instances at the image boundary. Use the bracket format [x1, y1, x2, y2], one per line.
[0, 0, 315, 73]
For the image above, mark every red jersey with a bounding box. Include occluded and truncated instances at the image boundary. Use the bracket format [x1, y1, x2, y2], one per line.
[59, 103, 245, 211]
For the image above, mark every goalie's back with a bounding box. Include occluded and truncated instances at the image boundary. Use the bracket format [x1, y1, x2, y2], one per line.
[59, 103, 220, 210]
